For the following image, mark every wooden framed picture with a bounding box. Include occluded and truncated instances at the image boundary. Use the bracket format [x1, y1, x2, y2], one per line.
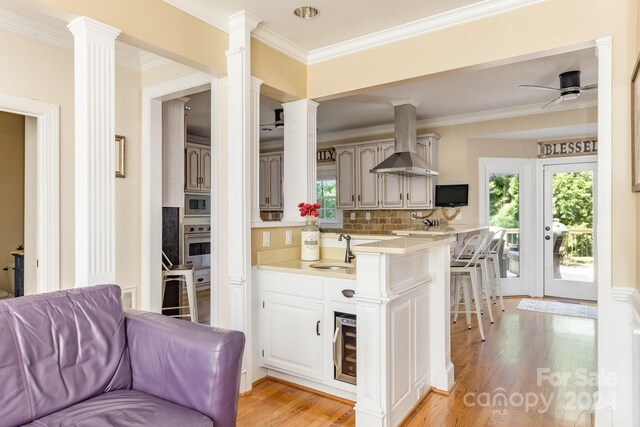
[632, 55, 640, 191]
[115, 135, 125, 178]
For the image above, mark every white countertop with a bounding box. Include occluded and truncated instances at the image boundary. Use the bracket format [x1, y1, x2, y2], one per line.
[392, 224, 488, 236]
[257, 259, 356, 279]
[352, 236, 454, 254]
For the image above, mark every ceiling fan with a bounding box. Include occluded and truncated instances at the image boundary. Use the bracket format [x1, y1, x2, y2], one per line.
[260, 108, 284, 131]
[519, 70, 597, 109]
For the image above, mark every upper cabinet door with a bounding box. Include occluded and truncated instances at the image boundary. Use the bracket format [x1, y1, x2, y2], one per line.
[357, 145, 379, 208]
[379, 142, 404, 208]
[200, 148, 212, 191]
[185, 147, 201, 191]
[259, 156, 269, 209]
[406, 141, 433, 208]
[336, 147, 356, 209]
[268, 155, 283, 209]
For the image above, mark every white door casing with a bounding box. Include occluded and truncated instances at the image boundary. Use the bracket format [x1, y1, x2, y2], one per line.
[0, 94, 60, 293]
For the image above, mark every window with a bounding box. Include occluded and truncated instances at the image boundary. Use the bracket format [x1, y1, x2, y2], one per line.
[316, 179, 337, 219]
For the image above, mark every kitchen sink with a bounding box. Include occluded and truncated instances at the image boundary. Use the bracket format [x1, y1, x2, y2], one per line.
[309, 262, 355, 270]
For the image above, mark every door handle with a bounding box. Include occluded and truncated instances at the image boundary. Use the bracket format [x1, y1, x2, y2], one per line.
[332, 327, 340, 368]
[341, 289, 355, 298]
[316, 320, 321, 336]
[545, 236, 551, 240]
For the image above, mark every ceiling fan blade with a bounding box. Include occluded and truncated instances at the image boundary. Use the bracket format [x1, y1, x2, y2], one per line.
[519, 84, 562, 92]
[260, 122, 276, 127]
[580, 84, 598, 91]
[542, 96, 563, 109]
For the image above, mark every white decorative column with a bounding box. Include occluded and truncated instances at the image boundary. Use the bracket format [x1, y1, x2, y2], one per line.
[68, 17, 121, 286]
[282, 99, 319, 222]
[251, 77, 263, 223]
[226, 10, 261, 393]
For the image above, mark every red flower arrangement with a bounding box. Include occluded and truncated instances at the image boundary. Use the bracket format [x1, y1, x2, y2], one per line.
[298, 202, 321, 219]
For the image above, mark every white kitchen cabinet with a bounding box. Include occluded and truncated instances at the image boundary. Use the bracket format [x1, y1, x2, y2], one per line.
[405, 140, 433, 208]
[259, 152, 283, 211]
[185, 144, 211, 192]
[334, 134, 439, 210]
[356, 145, 379, 208]
[336, 147, 356, 209]
[379, 142, 404, 208]
[262, 292, 324, 381]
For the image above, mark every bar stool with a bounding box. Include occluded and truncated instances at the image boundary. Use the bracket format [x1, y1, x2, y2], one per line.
[458, 230, 496, 324]
[162, 251, 198, 323]
[451, 233, 491, 341]
[486, 228, 507, 311]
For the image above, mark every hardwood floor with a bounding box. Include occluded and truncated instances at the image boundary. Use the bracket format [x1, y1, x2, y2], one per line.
[215, 296, 597, 426]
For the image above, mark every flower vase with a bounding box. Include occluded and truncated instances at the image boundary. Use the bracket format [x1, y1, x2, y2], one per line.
[301, 217, 320, 261]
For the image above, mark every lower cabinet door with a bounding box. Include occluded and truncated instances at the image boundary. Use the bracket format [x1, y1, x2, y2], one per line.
[262, 293, 324, 380]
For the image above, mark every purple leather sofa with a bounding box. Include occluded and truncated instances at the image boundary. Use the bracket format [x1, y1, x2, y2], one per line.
[0, 285, 245, 427]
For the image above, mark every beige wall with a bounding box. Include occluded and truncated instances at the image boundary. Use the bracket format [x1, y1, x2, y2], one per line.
[251, 39, 307, 101]
[115, 65, 142, 304]
[250, 226, 303, 266]
[0, 27, 75, 288]
[0, 112, 24, 294]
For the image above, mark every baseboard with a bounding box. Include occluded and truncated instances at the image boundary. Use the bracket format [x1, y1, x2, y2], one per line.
[263, 375, 356, 405]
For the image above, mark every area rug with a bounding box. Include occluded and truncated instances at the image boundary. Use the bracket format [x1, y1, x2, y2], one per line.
[516, 299, 597, 319]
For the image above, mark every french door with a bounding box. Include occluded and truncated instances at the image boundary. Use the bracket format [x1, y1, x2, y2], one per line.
[543, 162, 597, 300]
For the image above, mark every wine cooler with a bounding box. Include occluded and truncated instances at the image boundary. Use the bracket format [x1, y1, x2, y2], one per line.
[333, 312, 357, 385]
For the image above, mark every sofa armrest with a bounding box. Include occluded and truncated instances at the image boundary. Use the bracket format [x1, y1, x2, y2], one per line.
[124, 310, 245, 427]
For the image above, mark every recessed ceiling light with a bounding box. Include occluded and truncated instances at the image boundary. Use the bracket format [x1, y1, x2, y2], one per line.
[293, 6, 319, 20]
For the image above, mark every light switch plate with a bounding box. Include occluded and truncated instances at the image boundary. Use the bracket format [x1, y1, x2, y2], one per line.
[350, 212, 356, 220]
[365, 212, 371, 220]
[285, 230, 293, 245]
[262, 231, 271, 247]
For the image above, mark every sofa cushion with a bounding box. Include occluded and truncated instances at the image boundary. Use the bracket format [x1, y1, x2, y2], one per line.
[22, 389, 213, 427]
[0, 285, 131, 425]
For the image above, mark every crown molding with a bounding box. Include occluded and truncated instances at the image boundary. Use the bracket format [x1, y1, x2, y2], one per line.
[306, 0, 548, 64]
[0, 6, 153, 71]
[318, 99, 597, 144]
[252, 26, 308, 63]
[139, 51, 172, 72]
[163, 0, 229, 31]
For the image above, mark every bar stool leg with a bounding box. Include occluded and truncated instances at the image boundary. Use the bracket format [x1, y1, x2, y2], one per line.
[453, 276, 461, 323]
[470, 270, 485, 341]
[492, 256, 505, 311]
[185, 273, 198, 323]
[462, 276, 472, 329]
[481, 260, 494, 324]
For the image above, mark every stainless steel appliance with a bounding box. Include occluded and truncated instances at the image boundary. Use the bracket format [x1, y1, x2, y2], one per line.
[184, 193, 211, 216]
[333, 313, 357, 385]
[183, 224, 211, 270]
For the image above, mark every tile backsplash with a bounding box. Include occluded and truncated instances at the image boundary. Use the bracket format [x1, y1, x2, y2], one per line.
[260, 211, 283, 221]
[323, 210, 429, 235]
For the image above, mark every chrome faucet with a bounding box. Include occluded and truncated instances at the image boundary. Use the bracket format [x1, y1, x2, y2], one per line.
[338, 234, 356, 263]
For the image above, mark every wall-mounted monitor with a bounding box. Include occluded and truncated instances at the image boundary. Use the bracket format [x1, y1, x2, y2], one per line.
[435, 184, 469, 207]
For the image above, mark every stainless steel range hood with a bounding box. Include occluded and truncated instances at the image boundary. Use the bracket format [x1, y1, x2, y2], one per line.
[370, 102, 439, 177]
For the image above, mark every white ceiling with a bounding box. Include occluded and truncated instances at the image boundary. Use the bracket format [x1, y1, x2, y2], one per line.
[200, 0, 482, 51]
[257, 47, 598, 142]
[185, 90, 212, 138]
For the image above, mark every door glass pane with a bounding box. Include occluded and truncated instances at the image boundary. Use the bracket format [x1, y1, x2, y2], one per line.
[551, 171, 594, 282]
[489, 173, 520, 278]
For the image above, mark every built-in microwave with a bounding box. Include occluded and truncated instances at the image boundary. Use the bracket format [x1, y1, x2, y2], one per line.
[185, 193, 210, 216]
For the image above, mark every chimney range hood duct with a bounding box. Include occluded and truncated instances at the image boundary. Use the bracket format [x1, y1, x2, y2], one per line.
[370, 102, 439, 177]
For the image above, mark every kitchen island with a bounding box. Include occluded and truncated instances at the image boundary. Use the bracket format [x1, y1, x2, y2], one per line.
[352, 236, 454, 427]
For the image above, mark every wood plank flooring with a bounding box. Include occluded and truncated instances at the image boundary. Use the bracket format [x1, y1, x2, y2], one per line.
[205, 296, 597, 426]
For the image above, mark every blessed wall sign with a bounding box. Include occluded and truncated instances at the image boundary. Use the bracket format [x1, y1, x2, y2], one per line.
[537, 138, 597, 158]
[317, 147, 336, 163]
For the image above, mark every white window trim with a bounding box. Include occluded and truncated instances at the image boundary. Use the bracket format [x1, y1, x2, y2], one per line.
[317, 163, 343, 227]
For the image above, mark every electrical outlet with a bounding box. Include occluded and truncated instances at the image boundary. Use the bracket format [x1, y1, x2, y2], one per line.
[262, 231, 271, 247]
[285, 230, 293, 245]
[365, 212, 371, 220]
[350, 212, 356, 220]
[267, 212, 273, 220]
[455, 211, 462, 221]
